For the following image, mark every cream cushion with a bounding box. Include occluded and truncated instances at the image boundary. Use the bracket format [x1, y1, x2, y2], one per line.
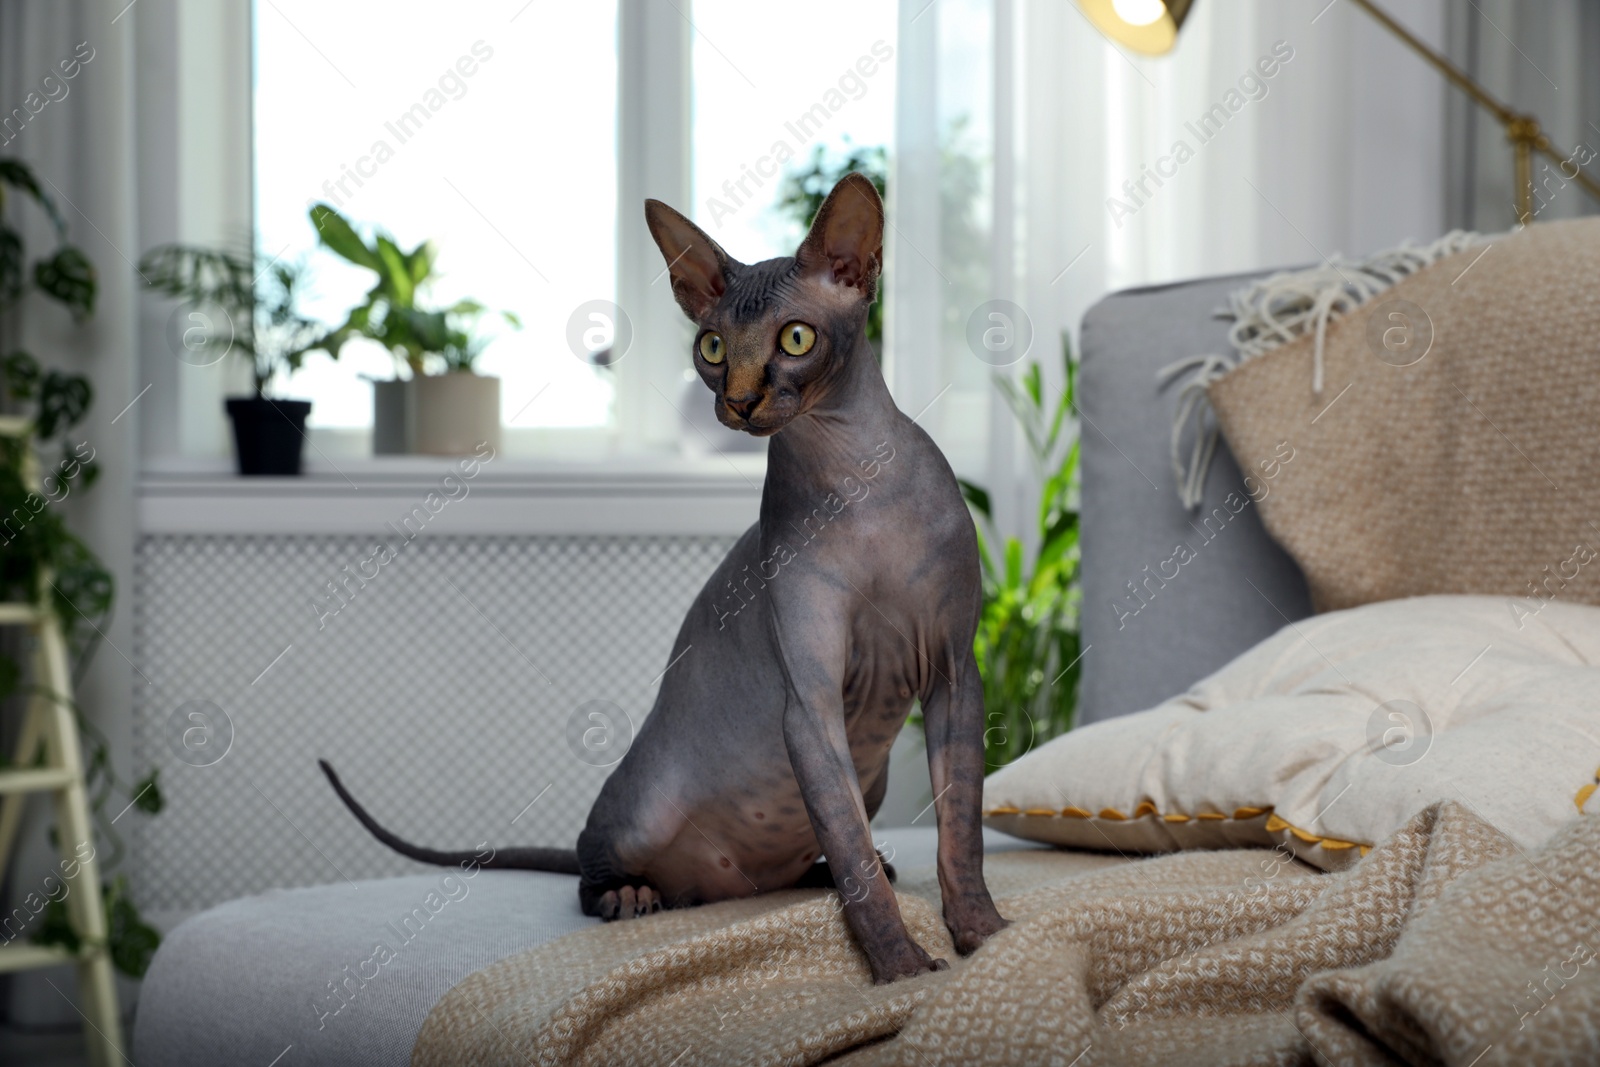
[982, 594, 1600, 870]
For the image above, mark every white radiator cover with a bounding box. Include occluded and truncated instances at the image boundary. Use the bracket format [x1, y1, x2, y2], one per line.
[130, 533, 736, 913]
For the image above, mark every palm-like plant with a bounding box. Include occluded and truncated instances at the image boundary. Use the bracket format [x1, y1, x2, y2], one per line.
[137, 244, 329, 397]
[959, 336, 1082, 771]
[310, 203, 517, 377]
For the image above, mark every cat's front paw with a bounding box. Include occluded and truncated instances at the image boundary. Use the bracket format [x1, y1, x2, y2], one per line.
[867, 938, 949, 984]
[946, 903, 1010, 955]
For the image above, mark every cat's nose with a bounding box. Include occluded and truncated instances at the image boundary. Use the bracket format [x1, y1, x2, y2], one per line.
[724, 393, 759, 420]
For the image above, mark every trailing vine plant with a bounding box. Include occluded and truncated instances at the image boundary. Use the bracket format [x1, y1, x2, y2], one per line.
[0, 158, 162, 977]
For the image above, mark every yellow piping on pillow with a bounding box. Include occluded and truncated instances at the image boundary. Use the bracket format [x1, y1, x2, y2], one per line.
[983, 802, 1372, 853]
[1577, 768, 1599, 812]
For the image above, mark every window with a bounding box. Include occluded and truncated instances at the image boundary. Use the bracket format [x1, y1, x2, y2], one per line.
[253, 0, 618, 445]
[689, 1, 898, 260]
[253, 0, 899, 460]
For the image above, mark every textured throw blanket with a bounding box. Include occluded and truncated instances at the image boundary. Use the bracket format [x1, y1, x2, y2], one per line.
[412, 802, 1599, 1066]
[1195, 217, 1600, 613]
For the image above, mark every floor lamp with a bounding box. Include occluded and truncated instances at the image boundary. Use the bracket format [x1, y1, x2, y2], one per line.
[1077, 0, 1600, 225]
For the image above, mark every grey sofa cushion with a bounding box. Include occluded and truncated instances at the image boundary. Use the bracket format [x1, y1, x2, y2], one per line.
[1077, 272, 1313, 727]
[131, 826, 1039, 1066]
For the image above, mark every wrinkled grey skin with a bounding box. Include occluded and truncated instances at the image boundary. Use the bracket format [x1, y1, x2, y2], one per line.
[322, 175, 1006, 984]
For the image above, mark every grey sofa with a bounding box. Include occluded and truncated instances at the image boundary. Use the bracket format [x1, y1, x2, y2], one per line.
[132, 270, 1314, 1065]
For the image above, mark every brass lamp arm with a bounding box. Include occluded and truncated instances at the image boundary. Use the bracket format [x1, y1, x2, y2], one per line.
[1347, 0, 1600, 223]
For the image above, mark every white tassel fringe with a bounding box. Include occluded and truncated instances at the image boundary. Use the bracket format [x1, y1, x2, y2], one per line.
[1160, 230, 1487, 510]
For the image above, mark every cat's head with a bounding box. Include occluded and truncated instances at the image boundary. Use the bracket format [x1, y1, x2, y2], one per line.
[644, 173, 883, 436]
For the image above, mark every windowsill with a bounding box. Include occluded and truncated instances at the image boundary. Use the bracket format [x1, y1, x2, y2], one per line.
[139, 453, 766, 536]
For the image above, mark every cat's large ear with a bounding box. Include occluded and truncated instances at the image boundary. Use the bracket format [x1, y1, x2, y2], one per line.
[795, 173, 883, 297]
[644, 200, 739, 321]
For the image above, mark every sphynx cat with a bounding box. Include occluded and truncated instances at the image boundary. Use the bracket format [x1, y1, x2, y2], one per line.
[321, 174, 1007, 983]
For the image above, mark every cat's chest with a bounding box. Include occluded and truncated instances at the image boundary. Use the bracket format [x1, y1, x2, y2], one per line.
[839, 622, 932, 730]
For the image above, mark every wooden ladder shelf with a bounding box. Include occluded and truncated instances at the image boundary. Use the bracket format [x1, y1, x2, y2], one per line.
[0, 416, 124, 1065]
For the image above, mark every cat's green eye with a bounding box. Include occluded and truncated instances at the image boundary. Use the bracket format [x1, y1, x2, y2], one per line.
[698, 332, 725, 364]
[779, 322, 816, 356]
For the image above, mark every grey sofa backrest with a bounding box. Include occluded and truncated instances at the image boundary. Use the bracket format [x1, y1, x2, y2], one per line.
[1075, 271, 1313, 728]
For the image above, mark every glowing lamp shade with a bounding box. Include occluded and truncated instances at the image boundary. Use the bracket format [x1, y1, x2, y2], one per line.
[1076, 0, 1193, 55]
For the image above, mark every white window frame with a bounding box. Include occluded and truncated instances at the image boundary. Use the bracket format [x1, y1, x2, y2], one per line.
[137, 0, 701, 472]
[136, 0, 1022, 528]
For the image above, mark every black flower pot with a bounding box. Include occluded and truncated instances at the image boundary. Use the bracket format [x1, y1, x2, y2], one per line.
[224, 398, 312, 476]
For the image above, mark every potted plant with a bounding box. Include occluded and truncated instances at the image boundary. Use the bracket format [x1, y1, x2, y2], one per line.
[137, 242, 330, 475]
[1, 158, 164, 978]
[310, 203, 519, 455]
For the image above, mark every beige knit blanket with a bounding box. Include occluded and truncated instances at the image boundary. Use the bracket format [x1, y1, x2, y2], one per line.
[1206, 217, 1600, 613]
[412, 802, 1599, 1066]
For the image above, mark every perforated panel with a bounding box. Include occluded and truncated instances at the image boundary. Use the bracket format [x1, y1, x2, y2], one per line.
[130, 534, 734, 912]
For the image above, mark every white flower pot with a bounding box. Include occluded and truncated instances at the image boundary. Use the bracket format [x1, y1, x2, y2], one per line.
[413, 373, 501, 455]
[370, 374, 502, 456]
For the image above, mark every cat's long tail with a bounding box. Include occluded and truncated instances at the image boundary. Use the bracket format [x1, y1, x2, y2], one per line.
[318, 760, 581, 875]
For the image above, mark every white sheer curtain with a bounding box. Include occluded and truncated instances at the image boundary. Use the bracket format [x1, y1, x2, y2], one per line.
[1446, 0, 1600, 229]
[0, 0, 144, 1026]
[890, 0, 1452, 540]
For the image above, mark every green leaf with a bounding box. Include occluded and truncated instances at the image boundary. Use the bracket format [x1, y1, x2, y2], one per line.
[1023, 361, 1043, 408]
[956, 478, 992, 520]
[443, 298, 485, 317]
[309, 203, 382, 270]
[35, 371, 93, 439]
[406, 240, 436, 285]
[0, 227, 23, 307]
[1003, 537, 1023, 591]
[132, 769, 164, 814]
[31, 896, 81, 955]
[0, 655, 19, 700]
[3, 350, 41, 400]
[374, 235, 415, 305]
[105, 875, 161, 978]
[0, 159, 68, 237]
[398, 308, 452, 352]
[33, 245, 97, 321]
